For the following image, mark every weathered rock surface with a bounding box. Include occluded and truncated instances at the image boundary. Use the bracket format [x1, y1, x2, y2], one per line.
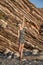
[0, 0, 43, 53]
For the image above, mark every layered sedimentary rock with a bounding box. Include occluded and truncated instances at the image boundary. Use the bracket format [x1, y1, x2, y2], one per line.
[0, 0, 43, 52]
[38, 8, 43, 15]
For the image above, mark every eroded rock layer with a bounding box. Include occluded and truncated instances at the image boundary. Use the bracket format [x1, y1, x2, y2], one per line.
[0, 0, 43, 52]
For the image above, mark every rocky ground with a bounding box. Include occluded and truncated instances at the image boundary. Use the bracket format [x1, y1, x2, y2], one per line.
[0, 58, 43, 65]
[0, 50, 43, 65]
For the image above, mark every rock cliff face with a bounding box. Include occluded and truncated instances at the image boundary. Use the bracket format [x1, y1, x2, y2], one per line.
[38, 8, 43, 15]
[0, 0, 43, 52]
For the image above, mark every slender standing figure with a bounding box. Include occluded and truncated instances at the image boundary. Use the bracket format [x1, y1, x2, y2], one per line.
[18, 17, 27, 59]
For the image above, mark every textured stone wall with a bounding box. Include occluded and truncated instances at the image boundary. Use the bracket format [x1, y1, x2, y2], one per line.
[0, 0, 43, 52]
